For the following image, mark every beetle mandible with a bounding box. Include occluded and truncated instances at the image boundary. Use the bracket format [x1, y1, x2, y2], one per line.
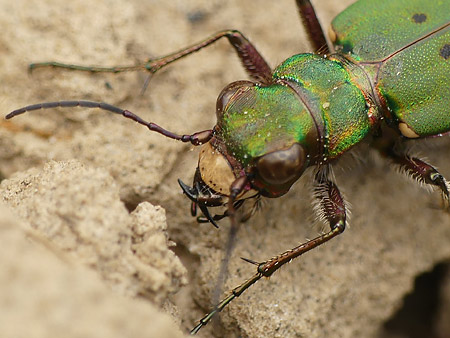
[6, 0, 450, 334]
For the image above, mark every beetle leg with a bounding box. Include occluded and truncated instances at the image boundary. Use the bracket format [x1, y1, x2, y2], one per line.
[372, 129, 450, 209]
[254, 167, 347, 278]
[29, 29, 272, 85]
[191, 166, 347, 334]
[387, 152, 450, 209]
[295, 0, 330, 54]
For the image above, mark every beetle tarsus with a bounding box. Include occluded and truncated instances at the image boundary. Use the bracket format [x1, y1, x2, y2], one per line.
[28, 61, 144, 74]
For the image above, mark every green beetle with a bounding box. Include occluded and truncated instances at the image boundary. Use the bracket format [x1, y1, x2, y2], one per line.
[6, 0, 450, 334]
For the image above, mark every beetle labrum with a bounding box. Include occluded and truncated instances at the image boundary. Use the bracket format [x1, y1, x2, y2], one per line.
[6, 0, 450, 334]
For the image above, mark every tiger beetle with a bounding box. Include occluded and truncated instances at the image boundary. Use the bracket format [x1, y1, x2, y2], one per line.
[6, 0, 450, 334]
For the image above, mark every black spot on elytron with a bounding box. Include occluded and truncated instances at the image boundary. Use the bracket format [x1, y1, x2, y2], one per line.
[440, 44, 450, 60]
[412, 13, 427, 23]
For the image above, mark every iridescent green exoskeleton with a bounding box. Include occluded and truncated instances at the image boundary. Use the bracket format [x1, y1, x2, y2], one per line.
[6, 0, 450, 334]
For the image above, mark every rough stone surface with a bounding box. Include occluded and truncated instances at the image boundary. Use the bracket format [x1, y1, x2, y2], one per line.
[1, 160, 187, 303]
[1, 1, 449, 338]
[0, 199, 184, 338]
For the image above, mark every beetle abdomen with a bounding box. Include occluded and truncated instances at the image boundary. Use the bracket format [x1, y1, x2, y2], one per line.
[332, 0, 450, 138]
[377, 24, 450, 137]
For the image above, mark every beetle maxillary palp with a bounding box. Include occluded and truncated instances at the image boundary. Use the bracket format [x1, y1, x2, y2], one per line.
[228, 175, 250, 215]
[228, 176, 249, 210]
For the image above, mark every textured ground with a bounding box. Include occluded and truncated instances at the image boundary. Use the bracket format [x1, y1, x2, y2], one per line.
[1, 1, 449, 337]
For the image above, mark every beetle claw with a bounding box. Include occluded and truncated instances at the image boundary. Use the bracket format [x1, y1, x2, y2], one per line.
[198, 203, 220, 228]
[178, 178, 221, 228]
[240, 256, 260, 266]
[178, 179, 199, 203]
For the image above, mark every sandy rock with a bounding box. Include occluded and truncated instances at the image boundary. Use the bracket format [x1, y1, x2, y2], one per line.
[1, 160, 187, 304]
[0, 200, 184, 338]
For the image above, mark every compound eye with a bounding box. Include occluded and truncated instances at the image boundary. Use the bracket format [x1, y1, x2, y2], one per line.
[256, 143, 307, 185]
[216, 81, 254, 119]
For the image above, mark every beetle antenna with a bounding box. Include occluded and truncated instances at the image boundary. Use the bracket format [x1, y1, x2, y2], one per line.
[6, 100, 213, 146]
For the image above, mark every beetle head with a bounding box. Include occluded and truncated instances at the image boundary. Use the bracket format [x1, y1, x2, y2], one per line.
[180, 78, 320, 225]
[214, 80, 316, 198]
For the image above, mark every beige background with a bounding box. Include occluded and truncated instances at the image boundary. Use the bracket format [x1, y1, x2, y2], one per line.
[0, 0, 449, 337]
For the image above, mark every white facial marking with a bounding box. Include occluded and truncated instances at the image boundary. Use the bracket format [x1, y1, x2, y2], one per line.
[198, 143, 258, 199]
[399, 122, 420, 138]
[198, 143, 235, 195]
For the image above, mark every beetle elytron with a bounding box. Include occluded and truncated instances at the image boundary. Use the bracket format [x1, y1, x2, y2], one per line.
[6, 0, 450, 334]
